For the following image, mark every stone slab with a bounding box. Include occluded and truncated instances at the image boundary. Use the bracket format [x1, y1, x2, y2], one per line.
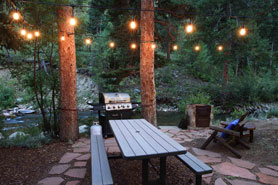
[256, 172, 278, 185]
[49, 164, 70, 175]
[65, 180, 80, 185]
[267, 165, 278, 171]
[108, 146, 121, 154]
[76, 154, 91, 161]
[228, 157, 256, 170]
[65, 168, 87, 178]
[226, 179, 261, 185]
[73, 147, 90, 153]
[215, 178, 227, 185]
[197, 156, 221, 164]
[38, 177, 64, 185]
[74, 161, 87, 167]
[72, 142, 88, 148]
[192, 148, 221, 158]
[259, 167, 278, 177]
[212, 162, 256, 180]
[59, 153, 82, 163]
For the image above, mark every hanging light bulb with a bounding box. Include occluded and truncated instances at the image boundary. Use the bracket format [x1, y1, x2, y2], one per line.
[34, 31, 40, 37]
[239, 26, 247, 36]
[69, 17, 77, 26]
[129, 20, 137, 30]
[85, 38, 92, 45]
[194, 45, 200, 51]
[20, 29, 27, 36]
[61, 36, 65, 41]
[27, 33, 33, 40]
[109, 42, 115, 48]
[217, 45, 223, 51]
[12, 11, 21, 20]
[185, 23, 194, 33]
[173, 44, 178, 51]
[130, 43, 137, 49]
[151, 43, 157, 49]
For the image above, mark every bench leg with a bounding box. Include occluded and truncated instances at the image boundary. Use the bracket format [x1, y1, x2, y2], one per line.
[249, 130, 253, 143]
[196, 174, 202, 185]
[160, 157, 167, 185]
[142, 159, 149, 185]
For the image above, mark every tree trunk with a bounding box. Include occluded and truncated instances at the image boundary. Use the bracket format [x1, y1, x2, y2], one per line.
[223, 59, 229, 86]
[57, 6, 79, 142]
[140, 0, 157, 126]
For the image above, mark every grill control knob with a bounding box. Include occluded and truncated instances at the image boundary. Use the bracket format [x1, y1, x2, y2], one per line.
[118, 105, 121, 108]
[107, 106, 110, 109]
[127, 105, 130, 108]
[122, 105, 125, 108]
[113, 106, 115, 109]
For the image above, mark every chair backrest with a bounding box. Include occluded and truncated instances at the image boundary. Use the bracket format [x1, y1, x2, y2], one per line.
[233, 112, 250, 131]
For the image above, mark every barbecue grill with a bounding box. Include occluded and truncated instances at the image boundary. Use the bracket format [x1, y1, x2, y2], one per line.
[88, 92, 140, 137]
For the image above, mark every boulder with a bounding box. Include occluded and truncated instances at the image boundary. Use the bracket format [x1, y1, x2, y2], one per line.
[0, 133, 4, 140]
[8, 131, 28, 139]
[79, 125, 88, 134]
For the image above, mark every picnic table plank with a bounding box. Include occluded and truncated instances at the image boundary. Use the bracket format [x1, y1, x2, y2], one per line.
[91, 135, 103, 185]
[109, 120, 135, 158]
[130, 119, 168, 154]
[139, 119, 186, 152]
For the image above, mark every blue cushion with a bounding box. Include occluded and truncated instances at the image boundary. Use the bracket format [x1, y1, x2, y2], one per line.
[221, 119, 239, 138]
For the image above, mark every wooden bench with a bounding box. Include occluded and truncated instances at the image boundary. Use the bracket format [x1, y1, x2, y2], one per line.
[177, 152, 212, 185]
[220, 121, 256, 142]
[90, 132, 113, 185]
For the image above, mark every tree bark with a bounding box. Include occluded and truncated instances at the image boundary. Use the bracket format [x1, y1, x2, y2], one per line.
[57, 6, 79, 142]
[223, 58, 229, 86]
[140, 0, 157, 126]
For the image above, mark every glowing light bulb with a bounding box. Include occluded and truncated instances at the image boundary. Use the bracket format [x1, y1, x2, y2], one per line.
[129, 21, 137, 30]
[27, 33, 33, 40]
[239, 27, 247, 36]
[34, 31, 40, 37]
[61, 36, 65, 41]
[194, 45, 200, 51]
[85, 38, 91, 45]
[173, 45, 178, 51]
[217, 45, 223, 51]
[20, 29, 27, 36]
[109, 42, 115, 48]
[151, 43, 157, 49]
[69, 17, 77, 26]
[130, 43, 137, 49]
[12, 12, 20, 20]
[185, 24, 194, 33]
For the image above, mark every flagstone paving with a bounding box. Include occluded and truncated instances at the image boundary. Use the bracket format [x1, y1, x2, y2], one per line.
[36, 127, 277, 185]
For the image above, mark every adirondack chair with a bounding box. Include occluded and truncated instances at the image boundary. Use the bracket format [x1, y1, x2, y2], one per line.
[200, 112, 251, 158]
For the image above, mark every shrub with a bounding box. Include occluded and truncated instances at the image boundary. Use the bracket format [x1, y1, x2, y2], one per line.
[0, 79, 16, 109]
[267, 107, 278, 118]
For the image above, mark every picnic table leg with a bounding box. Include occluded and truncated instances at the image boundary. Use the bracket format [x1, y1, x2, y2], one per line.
[249, 130, 253, 143]
[160, 157, 167, 185]
[142, 159, 149, 185]
[196, 174, 202, 185]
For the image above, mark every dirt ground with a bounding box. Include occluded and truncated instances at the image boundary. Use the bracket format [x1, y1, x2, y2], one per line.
[0, 119, 277, 185]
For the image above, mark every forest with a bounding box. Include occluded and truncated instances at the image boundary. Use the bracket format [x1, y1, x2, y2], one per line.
[1, 0, 278, 116]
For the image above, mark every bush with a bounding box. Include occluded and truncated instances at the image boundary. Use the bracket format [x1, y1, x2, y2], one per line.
[267, 107, 278, 118]
[0, 79, 16, 109]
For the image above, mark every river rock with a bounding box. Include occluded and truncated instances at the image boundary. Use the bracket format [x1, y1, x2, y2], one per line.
[18, 109, 35, 114]
[79, 125, 88, 134]
[0, 133, 4, 140]
[9, 131, 28, 139]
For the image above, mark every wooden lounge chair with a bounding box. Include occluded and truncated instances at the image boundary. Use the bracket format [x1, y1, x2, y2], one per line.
[200, 112, 251, 158]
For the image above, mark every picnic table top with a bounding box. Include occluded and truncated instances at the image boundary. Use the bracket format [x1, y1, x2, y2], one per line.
[109, 119, 187, 160]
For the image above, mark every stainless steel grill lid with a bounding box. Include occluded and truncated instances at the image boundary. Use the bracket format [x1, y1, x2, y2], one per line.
[100, 93, 131, 104]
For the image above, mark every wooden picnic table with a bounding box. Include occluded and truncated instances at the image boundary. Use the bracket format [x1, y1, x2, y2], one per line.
[109, 119, 187, 185]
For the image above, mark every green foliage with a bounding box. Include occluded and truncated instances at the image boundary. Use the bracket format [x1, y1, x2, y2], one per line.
[0, 78, 16, 109]
[267, 107, 278, 118]
[230, 109, 244, 119]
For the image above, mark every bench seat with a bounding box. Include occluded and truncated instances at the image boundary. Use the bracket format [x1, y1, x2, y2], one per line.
[91, 133, 113, 185]
[177, 152, 212, 185]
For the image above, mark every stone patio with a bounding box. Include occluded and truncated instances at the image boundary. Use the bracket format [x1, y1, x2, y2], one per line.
[37, 127, 278, 185]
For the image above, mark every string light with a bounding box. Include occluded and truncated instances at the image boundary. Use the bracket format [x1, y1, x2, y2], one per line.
[27, 33, 33, 40]
[85, 38, 92, 45]
[151, 43, 157, 49]
[129, 20, 137, 30]
[20, 29, 27, 36]
[194, 45, 200, 51]
[185, 23, 194, 33]
[173, 44, 178, 51]
[69, 17, 77, 26]
[109, 42, 115, 48]
[12, 11, 21, 20]
[34, 31, 40, 37]
[61, 36, 65, 41]
[217, 45, 223, 51]
[130, 43, 137, 49]
[239, 26, 247, 36]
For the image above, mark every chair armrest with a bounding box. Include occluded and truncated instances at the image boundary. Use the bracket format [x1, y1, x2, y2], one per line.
[210, 126, 240, 137]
